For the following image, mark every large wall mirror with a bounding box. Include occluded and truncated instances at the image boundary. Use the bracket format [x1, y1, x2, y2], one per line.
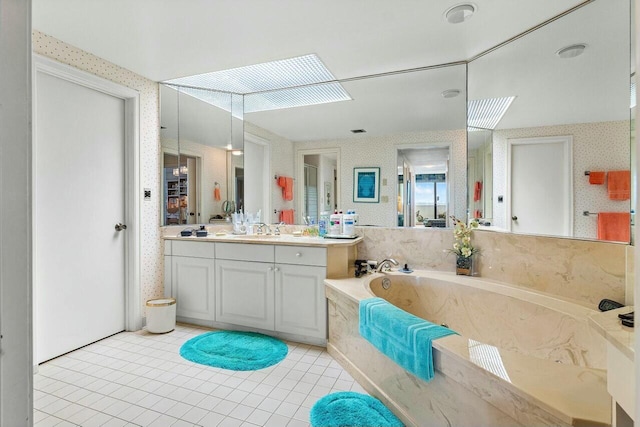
[160, 85, 244, 226]
[244, 64, 468, 227]
[468, 0, 633, 243]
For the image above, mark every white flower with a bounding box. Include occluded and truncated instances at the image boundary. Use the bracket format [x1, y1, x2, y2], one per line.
[461, 247, 472, 257]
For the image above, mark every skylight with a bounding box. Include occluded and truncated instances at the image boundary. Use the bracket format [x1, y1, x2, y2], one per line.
[467, 96, 516, 130]
[163, 54, 351, 112]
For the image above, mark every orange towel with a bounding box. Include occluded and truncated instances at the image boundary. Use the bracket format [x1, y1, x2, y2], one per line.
[277, 176, 294, 201]
[473, 181, 482, 202]
[279, 209, 294, 224]
[214, 187, 221, 201]
[607, 170, 630, 200]
[588, 171, 605, 185]
[597, 212, 630, 242]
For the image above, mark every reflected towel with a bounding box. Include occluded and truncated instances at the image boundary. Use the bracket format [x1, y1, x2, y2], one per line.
[588, 171, 605, 185]
[607, 170, 630, 200]
[597, 212, 630, 242]
[473, 181, 482, 202]
[277, 176, 294, 201]
[280, 209, 294, 224]
[359, 297, 456, 382]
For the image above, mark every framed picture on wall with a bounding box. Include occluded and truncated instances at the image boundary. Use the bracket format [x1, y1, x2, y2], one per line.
[353, 167, 380, 203]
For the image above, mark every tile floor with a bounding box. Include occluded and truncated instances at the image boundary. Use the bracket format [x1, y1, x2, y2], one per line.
[34, 324, 367, 427]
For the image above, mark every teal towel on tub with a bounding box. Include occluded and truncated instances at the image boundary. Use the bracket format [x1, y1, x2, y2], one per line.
[359, 297, 456, 382]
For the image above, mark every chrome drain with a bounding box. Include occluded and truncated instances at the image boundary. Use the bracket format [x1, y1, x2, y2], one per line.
[381, 277, 391, 290]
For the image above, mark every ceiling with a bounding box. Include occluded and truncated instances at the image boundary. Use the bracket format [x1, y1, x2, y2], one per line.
[33, 0, 587, 82]
[34, 0, 632, 147]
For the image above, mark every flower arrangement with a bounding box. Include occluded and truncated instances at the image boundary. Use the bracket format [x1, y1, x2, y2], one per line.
[450, 216, 479, 258]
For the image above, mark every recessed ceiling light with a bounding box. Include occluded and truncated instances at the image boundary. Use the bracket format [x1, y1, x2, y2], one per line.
[444, 3, 476, 24]
[351, 129, 366, 134]
[556, 43, 587, 59]
[442, 89, 461, 98]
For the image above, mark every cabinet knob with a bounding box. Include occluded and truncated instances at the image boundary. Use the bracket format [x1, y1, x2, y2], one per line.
[268, 267, 273, 272]
[274, 267, 280, 272]
[296, 252, 302, 257]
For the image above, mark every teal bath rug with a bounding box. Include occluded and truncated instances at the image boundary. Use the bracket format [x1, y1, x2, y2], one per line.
[179, 330, 288, 370]
[310, 392, 404, 427]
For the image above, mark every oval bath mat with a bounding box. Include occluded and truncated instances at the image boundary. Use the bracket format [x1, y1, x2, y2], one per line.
[179, 330, 288, 370]
[310, 391, 404, 427]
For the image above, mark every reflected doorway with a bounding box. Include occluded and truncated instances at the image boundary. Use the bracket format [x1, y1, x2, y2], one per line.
[397, 146, 450, 228]
[163, 152, 200, 225]
[297, 149, 339, 225]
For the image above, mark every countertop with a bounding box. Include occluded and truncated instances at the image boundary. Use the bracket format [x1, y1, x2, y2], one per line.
[163, 232, 363, 248]
[588, 306, 635, 361]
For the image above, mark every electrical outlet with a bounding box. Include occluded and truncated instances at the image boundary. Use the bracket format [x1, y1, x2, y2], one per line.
[144, 188, 151, 200]
[381, 195, 389, 203]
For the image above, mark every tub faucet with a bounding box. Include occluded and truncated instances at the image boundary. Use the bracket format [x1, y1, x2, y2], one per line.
[376, 258, 399, 272]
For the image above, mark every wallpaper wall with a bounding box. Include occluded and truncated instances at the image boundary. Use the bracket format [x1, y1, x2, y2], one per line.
[492, 120, 631, 238]
[33, 31, 164, 310]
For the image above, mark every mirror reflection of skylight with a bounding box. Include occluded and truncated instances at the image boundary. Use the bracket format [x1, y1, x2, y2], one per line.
[468, 96, 516, 130]
[163, 54, 351, 112]
[244, 82, 351, 113]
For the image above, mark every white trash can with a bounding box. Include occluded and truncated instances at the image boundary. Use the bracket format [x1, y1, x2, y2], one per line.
[146, 298, 176, 333]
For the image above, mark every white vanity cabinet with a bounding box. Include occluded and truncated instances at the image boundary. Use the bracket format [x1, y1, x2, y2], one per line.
[163, 235, 358, 345]
[215, 243, 276, 331]
[166, 240, 216, 321]
[274, 246, 327, 339]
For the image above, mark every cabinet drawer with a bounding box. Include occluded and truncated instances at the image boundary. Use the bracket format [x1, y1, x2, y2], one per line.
[275, 245, 327, 266]
[216, 242, 274, 263]
[172, 240, 215, 259]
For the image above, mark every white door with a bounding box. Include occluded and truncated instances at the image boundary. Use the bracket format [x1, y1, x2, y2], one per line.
[35, 71, 127, 363]
[509, 136, 573, 236]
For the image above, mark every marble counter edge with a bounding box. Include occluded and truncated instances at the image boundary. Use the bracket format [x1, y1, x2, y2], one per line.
[163, 234, 363, 247]
[588, 307, 635, 361]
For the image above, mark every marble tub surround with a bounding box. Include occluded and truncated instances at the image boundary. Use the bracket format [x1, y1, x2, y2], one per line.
[355, 226, 627, 307]
[368, 271, 606, 369]
[324, 272, 611, 427]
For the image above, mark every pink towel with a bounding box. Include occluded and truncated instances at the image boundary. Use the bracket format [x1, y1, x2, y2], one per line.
[473, 181, 482, 202]
[607, 170, 630, 200]
[277, 176, 294, 201]
[597, 212, 630, 242]
[279, 209, 294, 224]
[588, 171, 605, 185]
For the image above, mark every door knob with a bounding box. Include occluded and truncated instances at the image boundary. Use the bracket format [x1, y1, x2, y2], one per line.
[115, 223, 127, 231]
[511, 216, 518, 221]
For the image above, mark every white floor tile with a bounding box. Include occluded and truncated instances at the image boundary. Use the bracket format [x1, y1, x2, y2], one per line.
[32, 325, 369, 427]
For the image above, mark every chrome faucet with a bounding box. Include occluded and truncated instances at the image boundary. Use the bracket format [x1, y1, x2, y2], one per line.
[376, 258, 399, 272]
[255, 223, 271, 235]
[272, 222, 285, 235]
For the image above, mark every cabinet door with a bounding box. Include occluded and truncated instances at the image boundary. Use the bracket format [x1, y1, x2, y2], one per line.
[171, 256, 215, 321]
[275, 264, 326, 339]
[215, 259, 275, 330]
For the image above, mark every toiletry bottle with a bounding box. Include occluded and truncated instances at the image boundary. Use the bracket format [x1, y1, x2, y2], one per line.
[343, 211, 355, 236]
[330, 210, 342, 235]
[318, 211, 329, 237]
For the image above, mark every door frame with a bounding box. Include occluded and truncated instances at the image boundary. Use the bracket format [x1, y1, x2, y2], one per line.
[506, 135, 573, 234]
[295, 147, 341, 224]
[244, 132, 271, 221]
[32, 55, 142, 341]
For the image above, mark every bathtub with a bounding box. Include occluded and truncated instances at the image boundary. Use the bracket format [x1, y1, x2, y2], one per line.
[324, 270, 611, 427]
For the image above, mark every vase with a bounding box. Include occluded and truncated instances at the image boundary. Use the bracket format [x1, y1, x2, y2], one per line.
[456, 255, 473, 276]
